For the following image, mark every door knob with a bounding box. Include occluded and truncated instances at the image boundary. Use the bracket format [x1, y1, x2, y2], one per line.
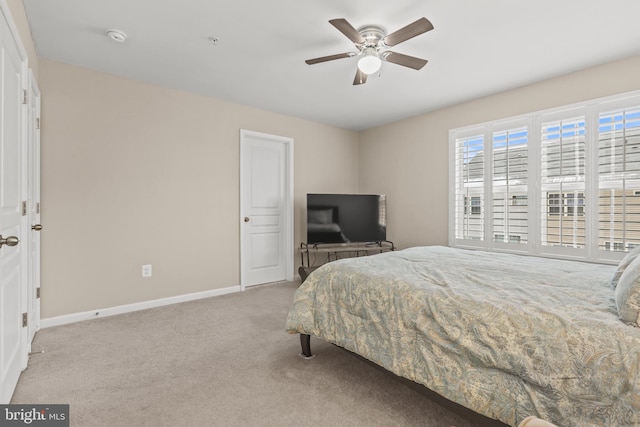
[32, 224, 43, 231]
[244, 217, 250, 223]
[0, 235, 19, 248]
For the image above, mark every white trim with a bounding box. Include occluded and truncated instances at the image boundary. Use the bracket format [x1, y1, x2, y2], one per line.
[40, 285, 241, 329]
[0, 0, 28, 64]
[448, 129, 456, 246]
[27, 68, 41, 343]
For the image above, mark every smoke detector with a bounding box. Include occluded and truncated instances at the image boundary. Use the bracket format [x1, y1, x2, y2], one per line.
[106, 29, 127, 43]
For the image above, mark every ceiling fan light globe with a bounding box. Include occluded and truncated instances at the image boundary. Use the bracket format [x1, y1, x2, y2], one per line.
[358, 55, 382, 75]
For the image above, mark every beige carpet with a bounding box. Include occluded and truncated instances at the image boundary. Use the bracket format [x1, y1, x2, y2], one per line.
[12, 281, 490, 427]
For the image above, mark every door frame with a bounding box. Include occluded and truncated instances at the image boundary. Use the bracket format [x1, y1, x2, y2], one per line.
[239, 129, 294, 290]
[26, 69, 41, 345]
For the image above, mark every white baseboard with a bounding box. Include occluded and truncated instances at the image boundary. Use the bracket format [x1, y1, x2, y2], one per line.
[40, 285, 241, 329]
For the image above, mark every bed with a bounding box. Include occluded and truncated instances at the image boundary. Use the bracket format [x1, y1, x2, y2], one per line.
[285, 246, 640, 427]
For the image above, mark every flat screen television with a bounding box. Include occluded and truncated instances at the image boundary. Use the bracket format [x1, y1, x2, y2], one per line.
[306, 193, 386, 244]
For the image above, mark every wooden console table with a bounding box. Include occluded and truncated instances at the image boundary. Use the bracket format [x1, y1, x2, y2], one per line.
[298, 241, 394, 282]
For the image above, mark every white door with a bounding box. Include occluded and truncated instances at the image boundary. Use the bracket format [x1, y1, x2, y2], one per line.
[0, 4, 27, 404]
[240, 130, 294, 289]
[26, 71, 41, 345]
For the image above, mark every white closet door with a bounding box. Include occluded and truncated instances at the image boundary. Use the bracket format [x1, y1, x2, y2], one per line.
[0, 3, 28, 404]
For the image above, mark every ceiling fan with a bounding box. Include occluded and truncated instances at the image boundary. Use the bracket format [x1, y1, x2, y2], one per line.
[305, 17, 434, 85]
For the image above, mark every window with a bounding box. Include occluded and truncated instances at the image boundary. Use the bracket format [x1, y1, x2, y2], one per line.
[511, 195, 527, 206]
[598, 107, 640, 252]
[463, 196, 482, 215]
[540, 116, 586, 249]
[492, 126, 528, 245]
[604, 241, 625, 251]
[454, 134, 484, 241]
[495, 234, 522, 243]
[470, 196, 481, 215]
[546, 192, 585, 216]
[449, 90, 640, 262]
[565, 192, 585, 215]
[548, 193, 561, 215]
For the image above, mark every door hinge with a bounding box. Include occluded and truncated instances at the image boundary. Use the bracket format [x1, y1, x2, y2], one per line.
[37, 287, 40, 299]
[22, 201, 27, 216]
[36, 117, 40, 129]
[22, 89, 28, 104]
[36, 202, 40, 214]
[22, 312, 28, 327]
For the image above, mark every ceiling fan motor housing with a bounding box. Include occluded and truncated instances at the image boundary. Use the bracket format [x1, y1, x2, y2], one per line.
[357, 25, 386, 49]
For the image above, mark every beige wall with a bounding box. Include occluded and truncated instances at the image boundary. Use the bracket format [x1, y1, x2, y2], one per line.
[39, 59, 359, 318]
[27, 0, 640, 317]
[359, 55, 640, 250]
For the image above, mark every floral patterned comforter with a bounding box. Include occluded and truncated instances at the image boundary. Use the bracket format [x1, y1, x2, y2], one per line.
[285, 246, 640, 427]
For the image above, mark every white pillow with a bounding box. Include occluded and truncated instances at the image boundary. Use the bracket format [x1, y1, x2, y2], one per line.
[611, 246, 640, 288]
[615, 254, 640, 327]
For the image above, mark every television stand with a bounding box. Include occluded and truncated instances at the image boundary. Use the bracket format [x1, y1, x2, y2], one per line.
[298, 241, 394, 282]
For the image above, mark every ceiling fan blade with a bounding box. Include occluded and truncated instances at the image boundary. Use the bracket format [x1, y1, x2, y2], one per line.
[383, 51, 428, 70]
[353, 69, 367, 85]
[305, 52, 353, 65]
[383, 17, 434, 46]
[329, 18, 365, 45]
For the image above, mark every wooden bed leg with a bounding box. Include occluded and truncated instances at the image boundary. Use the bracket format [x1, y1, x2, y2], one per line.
[299, 334, 315, 359]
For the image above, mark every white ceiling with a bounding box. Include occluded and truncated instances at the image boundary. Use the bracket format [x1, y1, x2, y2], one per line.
[22, 0, 640, 131]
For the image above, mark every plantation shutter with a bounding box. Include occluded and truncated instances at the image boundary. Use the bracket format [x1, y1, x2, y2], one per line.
[598, 106, 640, 252]
[454, 134, 485, 241]
[492, 127, 528, 244]
[540, 116, 586, 248]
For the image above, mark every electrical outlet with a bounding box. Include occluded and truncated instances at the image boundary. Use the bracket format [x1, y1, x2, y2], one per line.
[141, 264, 152, 278]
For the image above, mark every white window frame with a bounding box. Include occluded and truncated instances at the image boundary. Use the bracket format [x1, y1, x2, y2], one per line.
[594, 96, 640, 262]
[450, 125, 486, 246]
[537, 106, 589, 261]
[449, 89, 640, 264]
[489, 118, 533, 253]
[449, 118, 533, 255]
